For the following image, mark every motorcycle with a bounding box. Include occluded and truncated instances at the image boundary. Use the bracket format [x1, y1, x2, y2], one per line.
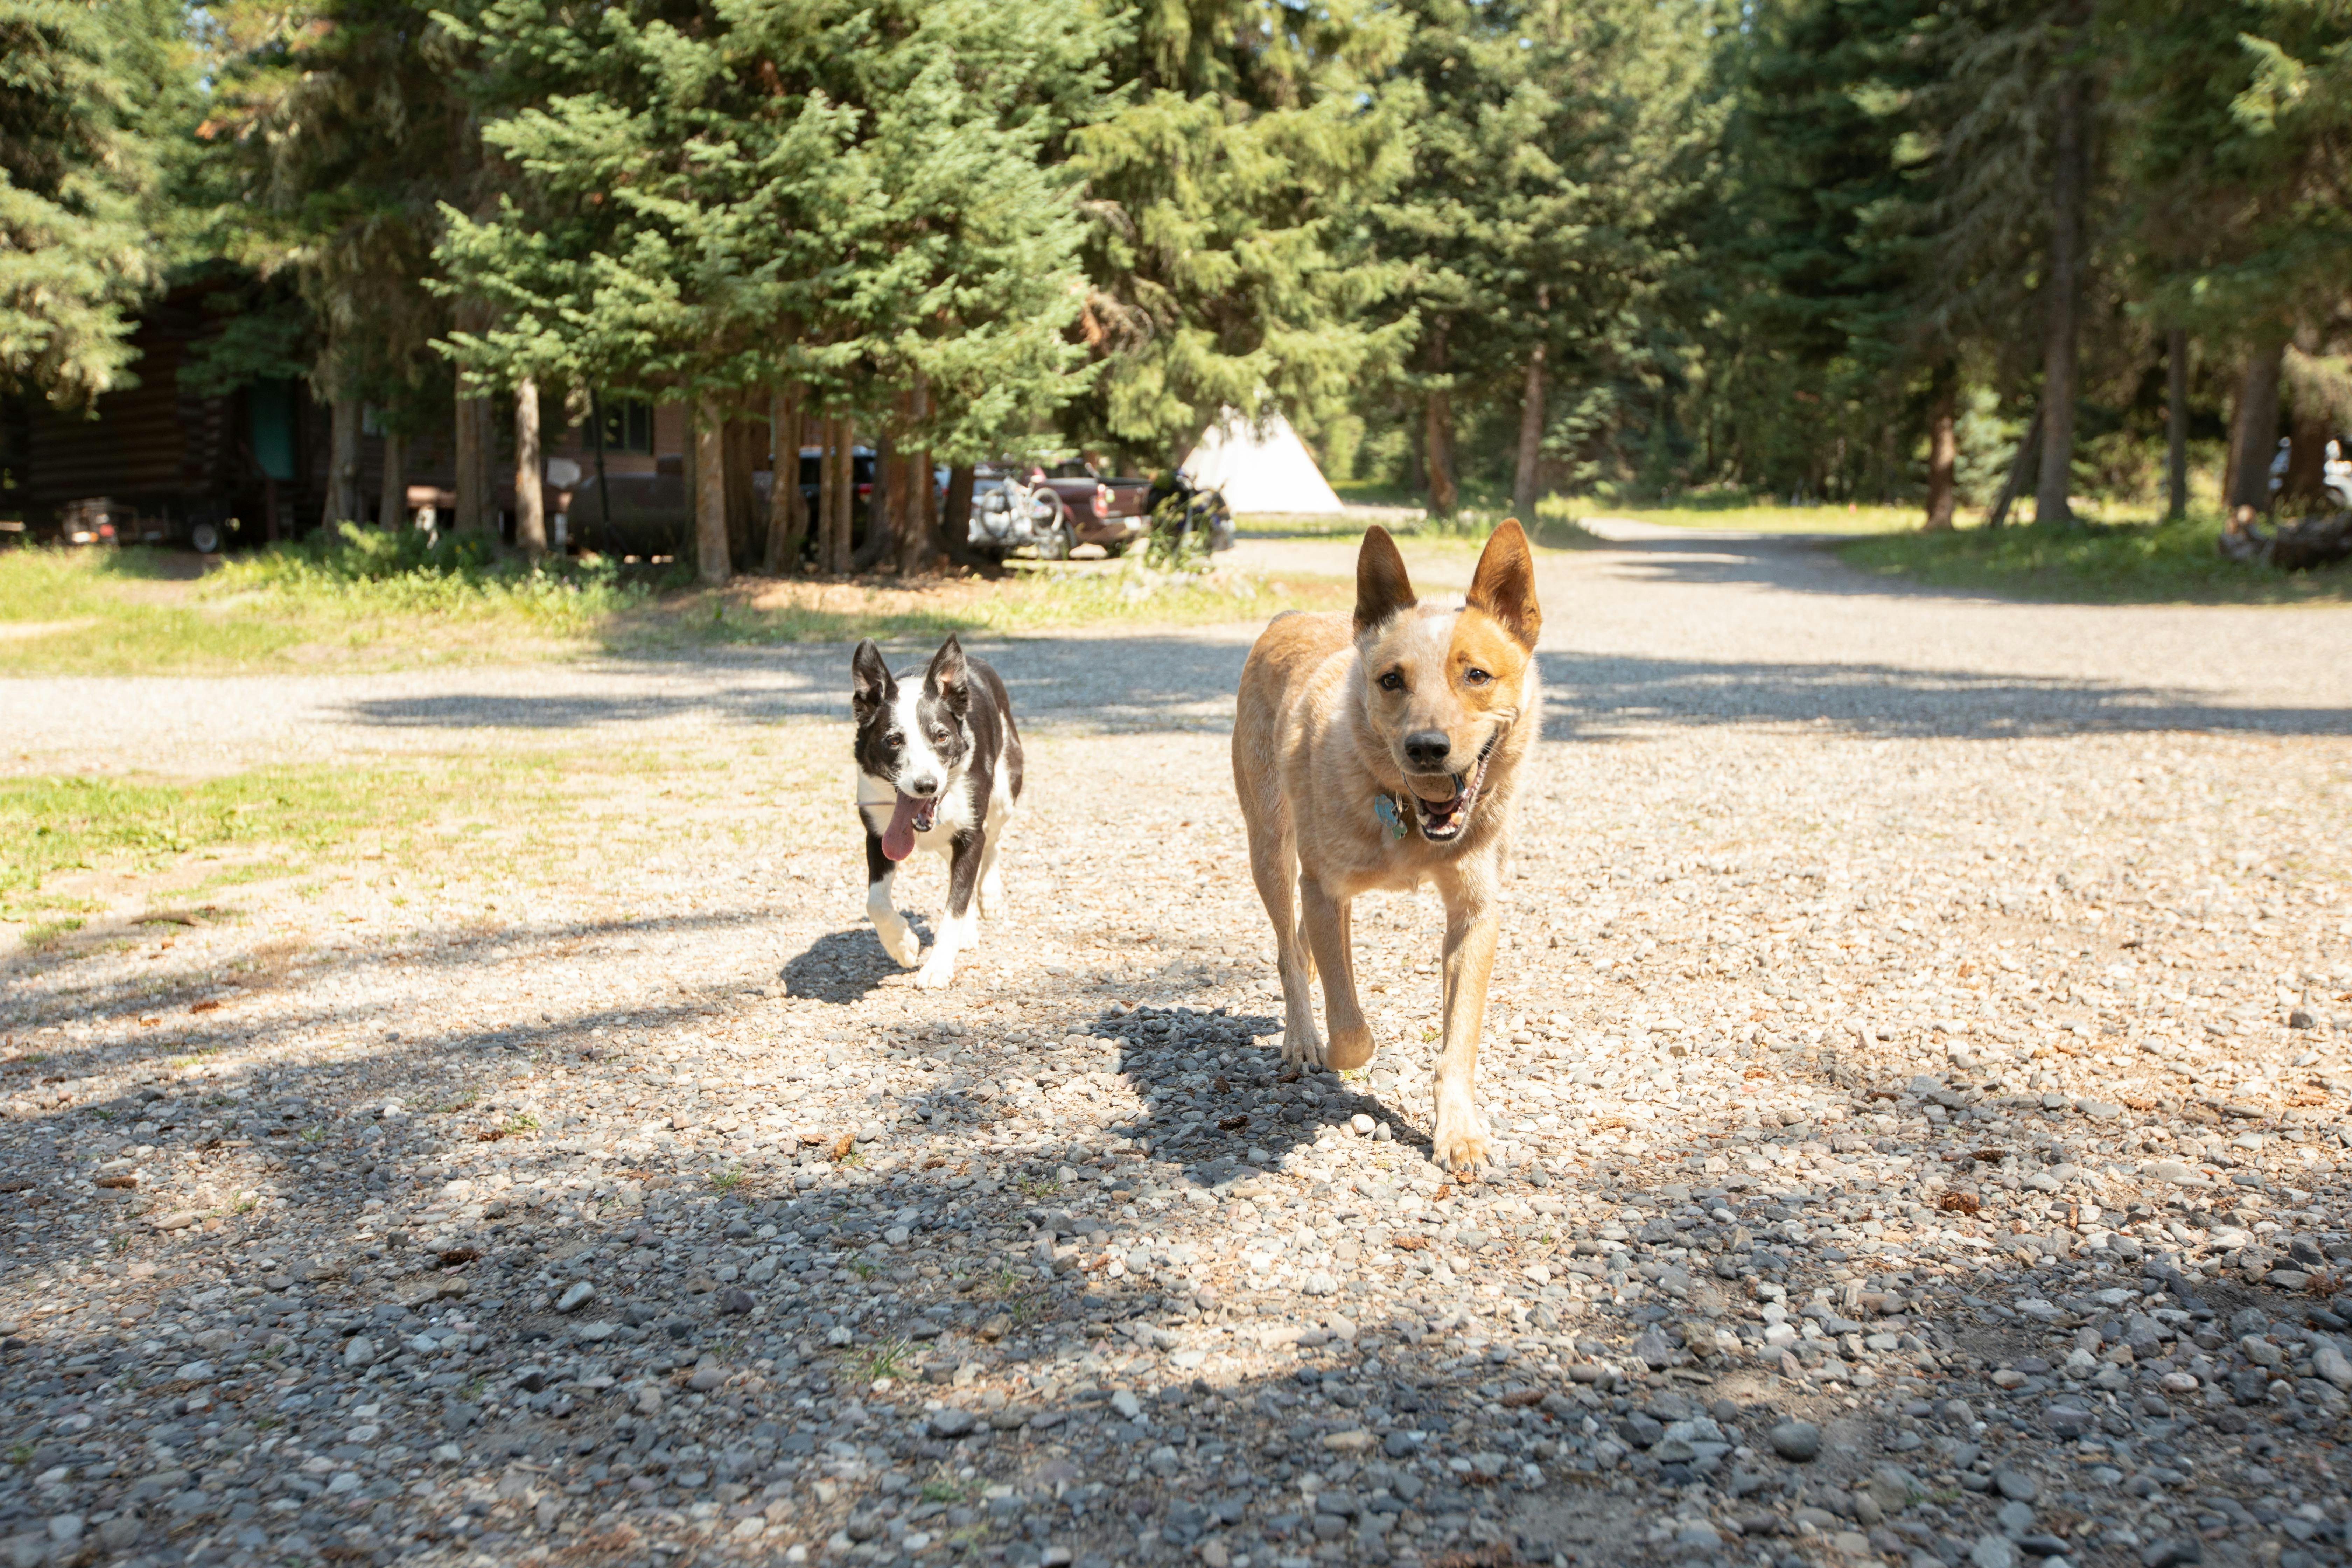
[1146, 470, 1235, 553]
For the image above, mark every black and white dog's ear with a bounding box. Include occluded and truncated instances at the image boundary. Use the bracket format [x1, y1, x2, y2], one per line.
[851, 638, 894, 717]
[926, 635, 970, 715]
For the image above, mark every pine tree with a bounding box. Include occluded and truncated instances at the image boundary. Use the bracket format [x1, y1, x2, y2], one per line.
[0, 0, 181, 408]
[199, 0, 480, 528]
[436, 0, 1105, 578]
[1064, 0, 1421, 469]
[1368, 0, 1723, 511]
[2115, 0, 2352, 512]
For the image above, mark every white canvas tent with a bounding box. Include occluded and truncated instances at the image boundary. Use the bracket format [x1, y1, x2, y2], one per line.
[1180, 409, 1346, 514]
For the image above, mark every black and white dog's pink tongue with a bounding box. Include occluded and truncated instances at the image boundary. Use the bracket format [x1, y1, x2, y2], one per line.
[882, 793, 922, 862]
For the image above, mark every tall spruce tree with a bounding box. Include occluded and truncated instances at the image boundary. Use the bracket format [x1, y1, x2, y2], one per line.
[0, 0, 184, 409]
[437, 0, 1104, 578]
[1065, 0, 1421, 469]
[1369, 0, 1721, 512]
[201, 0, 473, 528]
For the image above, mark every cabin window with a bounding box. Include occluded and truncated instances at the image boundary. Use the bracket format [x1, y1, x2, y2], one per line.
[596, 399, 653, 454]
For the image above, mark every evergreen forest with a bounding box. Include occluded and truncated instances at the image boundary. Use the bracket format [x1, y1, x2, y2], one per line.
[6, 0, 2350, 558]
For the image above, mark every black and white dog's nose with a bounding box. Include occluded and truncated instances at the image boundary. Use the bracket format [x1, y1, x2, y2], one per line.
[1403, 730, 1451, 769]
[906, 776, 941, 798]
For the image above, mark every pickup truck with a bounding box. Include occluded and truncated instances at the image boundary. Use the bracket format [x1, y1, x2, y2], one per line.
[971, 460, 1154, 559]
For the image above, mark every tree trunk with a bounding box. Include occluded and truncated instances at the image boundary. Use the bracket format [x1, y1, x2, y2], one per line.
[1986, 409, 2042, 530]
[2227, 341, 2285, 514]
[513, 375, 546, 556]
[2284, 400, 2329, 512]
[589, 393, 613, 545]
[724, 416, 760, 568]
[323, 397, 362, 532]
[1424, 321, 1456, 516]
[814, 413, 838, 573]
[894, 379, 934, 576]
[694, 393, 730, 586]
[1513, 342, 1546, 519]
[1925, 365, 1958, 531]
[832, 421, 857, 573]
[2034, 65, 2088, 528]
[902, 445, 940, 575]
[942, 463, 978, 573]
[378, 428, 407, 530]
[765, 384, 805, 574]
[854, 423, 896, 572]
[451, 390, 484, 536]
[2166, 328, 2189, 520]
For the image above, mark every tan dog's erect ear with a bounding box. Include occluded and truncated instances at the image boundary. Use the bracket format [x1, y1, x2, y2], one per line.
[1465, 518, 1542, 649]
[1354, 525, 1418, 638]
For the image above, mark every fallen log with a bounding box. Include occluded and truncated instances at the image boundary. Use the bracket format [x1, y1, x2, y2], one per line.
[2219, 505, 2352, 570]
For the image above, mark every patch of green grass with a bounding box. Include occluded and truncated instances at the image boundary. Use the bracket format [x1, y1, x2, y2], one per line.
[502, 1112, 541, 1135]
[1838, 513, 2352, 603]
[1017, 1176, 1062, 1199]
[919, 1472, 982, 1504]
[1581, 489, 1918, 534]
[854, 1337, 912, 1382]
[0, 537, 1345, 672]
[621, 561, 1342, 651]
[0, 751, 621, 943]
[709, 1167, 746, 1191]
[21, 917, 86, 949]
[0, 536, 666, 674]
[0, 766, 426, 920]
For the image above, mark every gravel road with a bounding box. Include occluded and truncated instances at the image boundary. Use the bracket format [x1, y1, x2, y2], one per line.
[3, 531, 2351, 1568]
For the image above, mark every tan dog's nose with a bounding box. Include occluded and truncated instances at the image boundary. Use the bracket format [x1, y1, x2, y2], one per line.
[1403, 729, 1450, 769]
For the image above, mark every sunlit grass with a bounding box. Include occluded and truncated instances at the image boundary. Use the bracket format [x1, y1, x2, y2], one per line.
[1839, 511, 2352, 604]
[0, 534, 1345, 674]
[621, 561, 1348, 651]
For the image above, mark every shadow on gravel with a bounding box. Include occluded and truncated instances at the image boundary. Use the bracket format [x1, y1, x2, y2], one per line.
[12, 985, 2352, 1568]
[0, 904, 796, 1049]
[330, 636, 1258, 737]
[327, 628, 2349, 751]
[779, 926, 928, 1004]
[0, 1009, 1657, 1568]
[1535, 650, 2352, 740]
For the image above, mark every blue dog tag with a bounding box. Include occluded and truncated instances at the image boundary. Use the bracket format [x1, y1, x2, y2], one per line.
[1374, 794, 1408, 840]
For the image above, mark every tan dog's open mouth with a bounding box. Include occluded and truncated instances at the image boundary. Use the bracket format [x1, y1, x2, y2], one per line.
[1406, 732, 1499, 841]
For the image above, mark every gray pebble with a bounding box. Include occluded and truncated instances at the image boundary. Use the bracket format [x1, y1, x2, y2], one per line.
[1771, 1420, 1822, 1461]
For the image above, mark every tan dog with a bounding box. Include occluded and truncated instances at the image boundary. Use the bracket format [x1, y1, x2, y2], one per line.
[1232, 521, 1542, 1172]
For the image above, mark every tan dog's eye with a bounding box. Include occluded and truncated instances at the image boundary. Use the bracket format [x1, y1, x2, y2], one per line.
[1378, 671, 1405, 692]
[1463, 667, 1491, 686]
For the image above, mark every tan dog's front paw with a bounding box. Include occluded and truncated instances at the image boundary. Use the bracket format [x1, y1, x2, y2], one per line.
[1429, 1105, 1491, 1174]
[1325, 1023, 1374, 1071]
[1281, 1027, 1327, 1071]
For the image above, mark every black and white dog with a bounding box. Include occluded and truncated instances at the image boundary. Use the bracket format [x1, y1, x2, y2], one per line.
[850, 636, 1023, 988]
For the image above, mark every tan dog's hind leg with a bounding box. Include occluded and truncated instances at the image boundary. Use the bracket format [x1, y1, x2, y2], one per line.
[1301, 878, 1372, 1070]
[1429, 899, 1498, 1172]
